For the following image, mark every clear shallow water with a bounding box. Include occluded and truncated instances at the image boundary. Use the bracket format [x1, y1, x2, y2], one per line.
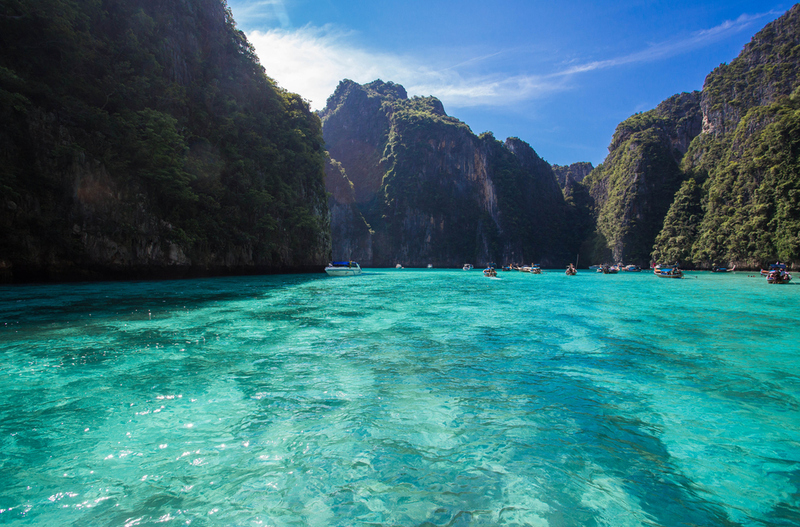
[0, 269, 798, 526]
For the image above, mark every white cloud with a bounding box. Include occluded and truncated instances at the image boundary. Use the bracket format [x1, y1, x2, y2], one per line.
[245, 10, 775, 111]
[246, 26, 566, 111]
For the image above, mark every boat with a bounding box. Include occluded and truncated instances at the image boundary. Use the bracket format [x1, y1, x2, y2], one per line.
[483, 265, 497, 277]
[325, 261, 362, 277]
[621, 264, 641, 272]
[711, 264, 736, 273]
[589, 265, 601, 271]
[765, 264, 792, 284]
[566, 264, 577, 276]
[395, 264, 403, 269]
[427, 264, 433, 268]
[653, 265, 683, 278]
[530, 264, 542, 274]
[462, 264, 473, 271]
[761, 263, 787, 277]
[601, 264, 619, 274]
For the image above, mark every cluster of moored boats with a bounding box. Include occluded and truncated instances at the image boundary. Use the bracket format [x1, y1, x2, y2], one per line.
[325, 260, 793, 284]
[588, 264, 642, 274]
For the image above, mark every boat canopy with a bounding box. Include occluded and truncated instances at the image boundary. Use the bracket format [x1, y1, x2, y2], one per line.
[331, 261, 357, 266]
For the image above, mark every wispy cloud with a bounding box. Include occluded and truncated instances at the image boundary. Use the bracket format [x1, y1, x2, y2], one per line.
[231, 0, 290, 27]
[246, 10, 775, 111]
[551, 11, 776, 77]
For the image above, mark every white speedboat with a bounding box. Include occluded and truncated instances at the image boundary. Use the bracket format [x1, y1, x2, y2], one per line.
[463, 264, 473, 271]
[325, 261, 362, 276]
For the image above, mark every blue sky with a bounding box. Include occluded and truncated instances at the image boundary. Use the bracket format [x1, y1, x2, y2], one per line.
[226, 0, 789, 166]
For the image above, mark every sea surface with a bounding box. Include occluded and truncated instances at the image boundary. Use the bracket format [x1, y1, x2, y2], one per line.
[0, 269, 798, 526]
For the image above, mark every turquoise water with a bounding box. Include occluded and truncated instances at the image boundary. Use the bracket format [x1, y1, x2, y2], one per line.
[0, 269, 798, 526]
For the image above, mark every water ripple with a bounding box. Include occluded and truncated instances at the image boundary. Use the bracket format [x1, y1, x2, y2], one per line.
[0, 270, 798, 525]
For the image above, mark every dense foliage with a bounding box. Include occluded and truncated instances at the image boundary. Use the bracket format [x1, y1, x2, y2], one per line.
[653, 93, 800, 266]
[582, 92, 702, 265]
[0, 0, 329, 280]
[651, 5, 800, 268]
[587, 5, 800, 269]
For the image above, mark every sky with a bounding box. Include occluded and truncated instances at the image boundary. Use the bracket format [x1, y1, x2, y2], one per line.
[226, 0, 790, 166]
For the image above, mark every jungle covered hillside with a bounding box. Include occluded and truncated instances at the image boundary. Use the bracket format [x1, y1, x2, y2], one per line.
[0, 0, 330, 282]
[587, 4, 800, 269]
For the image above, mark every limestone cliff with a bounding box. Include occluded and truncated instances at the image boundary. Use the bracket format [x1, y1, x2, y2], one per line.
[0, 0, 330, 282]
[552, 162, 593, 188]
[320, 80, 574, 267]
[583, 92, 703, 264]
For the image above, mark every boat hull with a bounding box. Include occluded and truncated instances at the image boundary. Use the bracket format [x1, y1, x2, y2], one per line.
[767, 277, 791, 284]
[325, 263, 362, 276]
[654, 269, 683, 278]
[325, 268, 361, 276]
[767, 272, 792, 284]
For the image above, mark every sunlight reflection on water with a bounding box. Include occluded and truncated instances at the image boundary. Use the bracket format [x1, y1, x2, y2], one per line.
[0, 270, 798, 526]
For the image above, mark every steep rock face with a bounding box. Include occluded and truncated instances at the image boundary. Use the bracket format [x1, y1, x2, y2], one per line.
[320, 80, 573, 267]
[324, 158, 373, 264]
[0, 0, 329, 282]
[552, 162, 593, 188]
[653, 5, 800, 268]
[583, 91, 703, 264]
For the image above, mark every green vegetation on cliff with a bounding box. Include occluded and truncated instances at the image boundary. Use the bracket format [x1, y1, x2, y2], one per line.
[321, 80, 575, 267]
[654, 93, 800, 266]
[582, 92, 703, 265]
[0, 0, 329, 281]
[651, 5, 800, 268]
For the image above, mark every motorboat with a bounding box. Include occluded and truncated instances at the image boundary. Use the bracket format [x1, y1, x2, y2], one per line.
[325, 261, 362, 276]
[463, 264, 473, 271]
[712, 264, 736, 272]
[765, 263, 792, 284]
[761, 263, 787, 277]
[621, 264, 641, 272]
[654, 266, 683, 278]
[566, 264, 577, 276]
